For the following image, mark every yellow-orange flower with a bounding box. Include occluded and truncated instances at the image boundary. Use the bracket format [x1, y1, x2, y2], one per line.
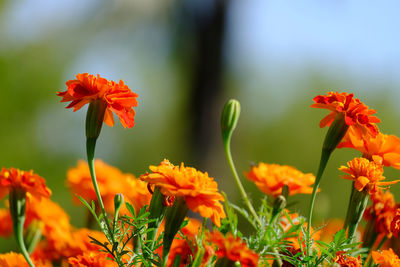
[372, 249, 400, 266]
[339, 158, 399, 193]
[338, 129, 400, 169]
[244, 163, 315, 196]
[140, 160, 226, 226]
[207, 231, 259, 267]
[311, 92, 380, 138]
[334, 251, 362, 267]
[57, 73, 138, 128]
[0, 168, 51, 200]
[68, 251, 118, 267]
[0, 252, 51, 267]
[67, 159, 151, 214]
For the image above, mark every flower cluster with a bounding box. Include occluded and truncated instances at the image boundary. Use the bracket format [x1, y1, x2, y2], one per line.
[3, 75, 400, 267]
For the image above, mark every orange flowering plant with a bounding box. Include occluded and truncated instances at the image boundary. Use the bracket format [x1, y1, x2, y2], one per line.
[3, 75, 400, 267]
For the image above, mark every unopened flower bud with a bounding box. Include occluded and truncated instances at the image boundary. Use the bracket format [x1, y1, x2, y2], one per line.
[114, 193, 124, 216]
[221, 99, 241, 141]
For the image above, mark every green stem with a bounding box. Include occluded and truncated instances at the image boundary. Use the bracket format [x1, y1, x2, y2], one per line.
[306, 148, 331, 255]
[223, 140, 261, 226]
[376, 236, 387, 250]
[362, 219, 378, 253]
[86, 138, 123, 266]
[162, 197, 189, 265]
[25, 221, 42, 254]
[343, 183, 369, 242]
[10, 190, 35, 267]
[146, 187, 166, 256]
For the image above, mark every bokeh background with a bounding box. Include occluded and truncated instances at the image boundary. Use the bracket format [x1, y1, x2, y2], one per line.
[1, 0, 400, 250]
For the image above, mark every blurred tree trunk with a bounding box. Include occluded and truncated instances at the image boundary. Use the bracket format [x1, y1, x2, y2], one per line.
[174, 0, 228, 167]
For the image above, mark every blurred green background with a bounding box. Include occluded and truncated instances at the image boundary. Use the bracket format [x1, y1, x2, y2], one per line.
[1, 0, 400, 250]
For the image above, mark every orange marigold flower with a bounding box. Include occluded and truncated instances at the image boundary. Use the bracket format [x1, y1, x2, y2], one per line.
[140, 160, 226, 226]
[67, 159, 151, 214]
[339, 158, 399, 193]
[25, 196, 72, 250]
[372, 248, 400, 266]
[391, 208, 400, 238]
[364, 189, 398, 238]
[334, 251, 362, 267]
[32, 228, 107, 262]
[57, 73, 138, 128]
[207, 231, 259, 267]
[311, 92, 380, 137]
[244, 163, 315, 197]
[0, 168, 51, 200]
[68, 251, 118, 267]
[0, 252, 51, 267]
[338, 129, 400, 169]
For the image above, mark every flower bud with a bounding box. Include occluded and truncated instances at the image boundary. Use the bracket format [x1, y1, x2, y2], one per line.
[221, 99, 241, 141]
[114, 193, 124, 216]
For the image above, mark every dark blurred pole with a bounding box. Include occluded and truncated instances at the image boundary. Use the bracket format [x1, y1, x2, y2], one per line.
[173, 0, 228, 167]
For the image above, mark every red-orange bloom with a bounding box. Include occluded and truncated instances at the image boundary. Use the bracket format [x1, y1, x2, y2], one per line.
[244, 163, 315, 197]
[67, 159, 151, 214]
[333, 251, 362, 267]
[57, 73, 138, 128]
[364, 189, 398, 238]
[207, 231, 259, 267]
[339, 158, 399, 193]
[391, 208, 400, 238]
[68, 251, 118, 267]
[338, 128, 400, 169]
[0, 168, 51, 200]
[372, 249, 400, 266]
[140, 160, 226, 227]
[311, 92, 380, 137]
[0, 208, 13, 238]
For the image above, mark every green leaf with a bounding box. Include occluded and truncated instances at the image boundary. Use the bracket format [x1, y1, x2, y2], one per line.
[334, 229, 346, 245]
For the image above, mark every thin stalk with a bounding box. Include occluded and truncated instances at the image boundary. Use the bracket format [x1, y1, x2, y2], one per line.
[87, 138, 123, 266]
[376, 236, 387, 250]
[343, 183, 369, 242]
[306, 148, 330, 255]
[223, 141, 261, 226]
[10, 190, 35, 267]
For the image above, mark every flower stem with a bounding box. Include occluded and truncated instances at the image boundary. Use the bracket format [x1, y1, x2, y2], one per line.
[343, 183, 369, 242]
[86, 137, 123, 266]
[306, 113, 348, 257]
[223, 141, 261, 226]
[306, 148, 330, 255]
[9, 190, 35, 267]
[162, 197, 189, 265]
